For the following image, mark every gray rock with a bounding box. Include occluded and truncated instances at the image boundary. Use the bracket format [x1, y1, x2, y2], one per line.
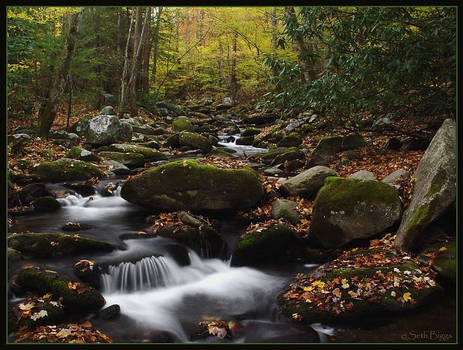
[178, 211, 202, 227]
[308, 136, 343, 166]
[348, 170, 376, 181]
[382, 169, 410, 187]
[395, 119, 456, 251]
[86, 115, 133, 146]
[178, 131, 212, 153]
[343, 150, 362, 160]
[373, 117, 392, 128]
[310, 177, 402, 248]
[19, 183, 52, 205]
[12, 133, 31, 140]
[282, 166, 338, 198]
[271, 199, 300, 224]
[102, 160, 131, 175]
[69, 118, 90, 134]
[264, 167, 283, 176]
[342, 134, 366, 150]
[132, 124, 157, 135]
[100, 105, 115, 115]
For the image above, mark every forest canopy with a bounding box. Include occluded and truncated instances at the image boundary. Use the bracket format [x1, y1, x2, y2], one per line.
[7, 6, 456, 135]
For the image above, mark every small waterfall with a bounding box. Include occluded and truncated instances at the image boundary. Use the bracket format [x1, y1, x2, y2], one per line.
[101, 256, 174, 293]
[57, 193, 84, 206]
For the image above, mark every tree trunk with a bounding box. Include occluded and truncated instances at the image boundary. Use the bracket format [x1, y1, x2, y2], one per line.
[218, 39, 225, 86]
[128, 8, 150, 117]
[285, 7, 312, 82]
[141, 8, 152, 94]
[38, 10, 83, 137]
[151, 7, 163, 87]
[119, 9, 135, 117]
[271, 8, 277, 50]
[66, 74, 72, 129]
[94, 8, 103, 109]
[230, 33, 238, 102]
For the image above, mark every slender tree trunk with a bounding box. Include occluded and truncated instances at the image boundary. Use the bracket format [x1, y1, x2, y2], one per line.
[285, 7, 312, 82]
[38, 10, 83, 137]
[141, 8, 152, 94]
[129, 8, 150, 117]
[94, 8, 104, 109]
[218, 39, 225, 86]
[151, 7, 163, 87]
[119, 9, 135, 117]
[230, 33, 238, 102]
[66, 74, 72, 129]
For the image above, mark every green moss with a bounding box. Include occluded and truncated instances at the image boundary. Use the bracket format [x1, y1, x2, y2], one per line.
[34, 158, 105, 181]
[172, 116, 193, 131]
[17, 268, 105, 312]
[178, 131, 212, 152]
[8, 233, 116, 258]
[314, 177, 400, 216]
[232, 224, 295, 266]
[260, 147, 304, 164]
[426, 168, 447, 198]
[66, 146, 85, 159]
[277, 133, 302, 147]
[121, 159, 264, 211]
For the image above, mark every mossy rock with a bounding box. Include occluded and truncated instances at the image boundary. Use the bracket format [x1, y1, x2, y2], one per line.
[231, 224, 296, 266]
[172, 116, 193, 131]
[419, 239, 456, 287]
[271, 199, 300, 225]
[100, 105, 115, 115]
[235, 136, 254, 146]
[178, 131, 212, 153]
[241, 128, 261, 137]
[281, 165, 338, 198]
[98, 304, 120, 320]
[259, 147, 304, 165]
[7, 247, 22, 261]
[8, 233, 116, 258]
[66, 146, 100, 162]
[277, 133, 302, 148]
[98, 151, 145, 168]
[278, 249, 443, 324]
[17, 268, 106, 312]
[165, 133, 180, 147]
[121, 159, 264, 212]
[308, 136, 343, 166]
[101, 144, 167, 161]
[157, 225, 225, 258]
[32, 196, 61, 212]
[310, 177, 402, 248]
[33, 158, 105, 182]
[342, 134, 366, 150]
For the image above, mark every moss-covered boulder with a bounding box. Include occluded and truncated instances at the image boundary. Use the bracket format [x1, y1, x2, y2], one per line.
[32, 196, 61, 212]
[98, 151, 145, 168]
[7, 247, 22, 261]
[100, 105, 115, 115]
[172, 116, 193, 131]
[17, 267, 105, 312]
[66, 146, 100, 162]
[259, 147, 305, 165]
[158, 225, 224, 258]
[395, 119, 456, 251]
[178, 131, 213, 153]
[33, 158, 105, 182]
[121, 159, 264, 212]
[342, 133, 366, 150]
[277, 133, 302, 148]
[19, 183, 52, 205]
[278, 248, 443, 324]
[231, 224, 296, 266]
[281, 166, 338, 198]
[308, 136, 343, 166]
[100, 143, 167, 161]
[8, 233, 116, 258]
[235, 136, 254, 145]
[271, 199, 300, 224]
[310, 177, 402, 248]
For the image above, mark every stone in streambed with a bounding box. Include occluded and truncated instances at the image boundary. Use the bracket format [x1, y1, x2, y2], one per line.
[33, 158, 105, 182]
[99, 151, 145, 168]
[121, 159, 264, 212]
[86, 114, 132, 146]
[178, 131, 212, 153]
[172, 116, 193, 131]
[271, 199, 300, 225]
[99, 144, 167, 161]
[281, 166, 338, 198]
[32, 196, 61, 212]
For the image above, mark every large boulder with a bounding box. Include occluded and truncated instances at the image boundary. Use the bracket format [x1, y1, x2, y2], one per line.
[121, 159, 264, 212]
[348, 170, 376, 181]
[259, 147, 305, 165]
[86, 115, 133, 146]
[231, 224, 295, 266]
[178, 131, 213, 153]
[19, 183, 53, 205]
[241, 113, 277, 125]
[395, 119, 456, 251]
[172, 116, 193, 131]
[99, 144, 167, 161]
[281, 166, 338, 198]
[8, 233, 116, 258]
[271, 199, 300, 224]
[309, 134, 366, 166]
[99, 151, 145, 168]
[279, 248, 442, 324]
[310, 177, 402, 248]
[33, 158, 105, 182]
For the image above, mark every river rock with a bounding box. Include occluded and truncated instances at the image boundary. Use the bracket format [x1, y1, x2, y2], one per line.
[7, 247, 22, 261]
[99, 144, 167, 161]
[241, 112, 277, 125]
[231, 224, 296, 266]
[382, 169, 410, 187]
[33, 158, 105, 181]
[32, 196, 60, 212]
[278, 248, 443, 323]
[172, 116, 193, 131]
[418, 239, 455, 287]
[121, 159, 264, 212]
[271, 199, 300, 225]
[99, 151, 145, 168]
[63, 182, 96, 196]
[98, 304, 120, 320]
[310, 177, 402, 248]
[281, 166, 338, 198]
[66, 146, 100, 162]
[103, 160, 131, 175]
[260, 147, 305, 165]
[86, 115, 133, 146]
[395, 119, 456, 251]
[235, 136, 254, 145]
[9, 297, 65, 332]
[241, 128, 260, 137]
[8, 233, 116, 258]
[277, 133, 302, 148]
[19, 183, 52, 205]
[178, 131, 212, 153]
[100, 105, 115, 115]
[69, 117, 90, 135]
[17, 267, 106, 312]
[348, 170, 376, 181]
[342, 133, 366, 150]
[308, 136, 343, 166]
